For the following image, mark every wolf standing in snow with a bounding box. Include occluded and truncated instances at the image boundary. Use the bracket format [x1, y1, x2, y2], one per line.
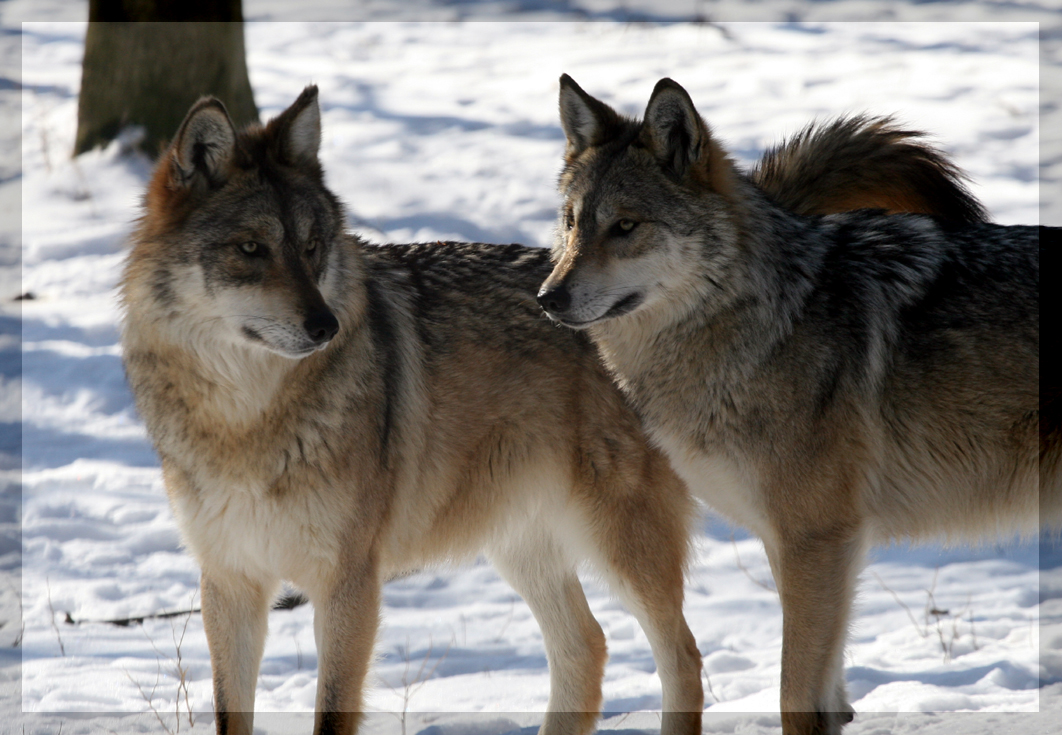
[538, 75, 1052, 735]
[120, 87, 705, 735]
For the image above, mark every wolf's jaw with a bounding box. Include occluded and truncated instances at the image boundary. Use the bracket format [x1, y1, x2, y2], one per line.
[237, 323, 336, 360]
[547, 291, 645, 329]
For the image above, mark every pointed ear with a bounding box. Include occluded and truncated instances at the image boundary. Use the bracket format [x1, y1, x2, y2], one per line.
[559, 74, 622, 159]
[170, 98, 236, 188]
[271, 85, 321, 166]
[641, 78, 709, 180]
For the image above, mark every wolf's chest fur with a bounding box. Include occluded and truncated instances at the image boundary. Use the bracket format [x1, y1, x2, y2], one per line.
[125, 330, 382, 588]
[167, 466, 349, 585]
[151, 375, 364, 587]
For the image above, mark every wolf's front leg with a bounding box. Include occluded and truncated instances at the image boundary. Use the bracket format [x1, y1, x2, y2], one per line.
[767, 523, 864, 735]
[201, 570, 275, 735]
[311, 552, 382, 735]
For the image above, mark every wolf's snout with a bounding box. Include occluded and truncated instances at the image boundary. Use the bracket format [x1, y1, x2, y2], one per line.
[537, 284, 571, 315]
[304, 308, 340, 345]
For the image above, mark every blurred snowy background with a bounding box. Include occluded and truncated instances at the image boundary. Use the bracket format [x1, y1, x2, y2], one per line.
[2, 2, 1060, 734]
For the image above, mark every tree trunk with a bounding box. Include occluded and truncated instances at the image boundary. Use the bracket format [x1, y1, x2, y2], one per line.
[75, 0, 258, 157]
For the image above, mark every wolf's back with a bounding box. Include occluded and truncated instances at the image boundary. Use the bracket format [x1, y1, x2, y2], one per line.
[364, 240, 597, 361]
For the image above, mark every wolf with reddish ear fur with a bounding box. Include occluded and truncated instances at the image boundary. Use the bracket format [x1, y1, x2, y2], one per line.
[122, 86, 706, 735]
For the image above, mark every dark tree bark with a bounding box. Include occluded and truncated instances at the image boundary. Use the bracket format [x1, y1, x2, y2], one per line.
[75, 0, 258, 157]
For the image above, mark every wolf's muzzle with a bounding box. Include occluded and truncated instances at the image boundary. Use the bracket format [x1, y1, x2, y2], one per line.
[537, 284, 571, 317]
[304, 308, 340, 346]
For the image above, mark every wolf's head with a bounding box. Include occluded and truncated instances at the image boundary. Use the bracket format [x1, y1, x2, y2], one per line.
[538, 76, 743, 331]
[127, 86, 346, 359]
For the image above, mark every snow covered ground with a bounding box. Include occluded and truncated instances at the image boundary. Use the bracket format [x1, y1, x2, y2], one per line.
[4, 6, 1062, 735]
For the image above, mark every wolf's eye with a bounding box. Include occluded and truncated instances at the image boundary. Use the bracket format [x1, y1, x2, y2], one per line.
[239, 241, 260, 256]
[564, 211, 575, 231]
[306, 239, 318, 253]
[612, 219, 638, 236]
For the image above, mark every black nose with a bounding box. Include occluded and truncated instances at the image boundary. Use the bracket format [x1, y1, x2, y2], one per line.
[537, 284, 571, 314]
[304, 308, 340, 345]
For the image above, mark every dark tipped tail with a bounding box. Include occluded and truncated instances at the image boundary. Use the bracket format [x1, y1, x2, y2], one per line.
[750, 115, 988, 225]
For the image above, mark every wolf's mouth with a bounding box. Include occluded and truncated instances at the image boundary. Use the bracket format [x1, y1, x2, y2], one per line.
[603, 291, 644, 319]
[240, 324, 325, 359]
[553, 291, 644, 329]
[241, 326, 264, 343]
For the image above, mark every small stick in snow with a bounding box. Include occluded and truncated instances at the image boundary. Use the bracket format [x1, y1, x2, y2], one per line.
[731, 535, 776, 593]
[66, 607, 203, 627]
[65, 592, 307, 627]
[871, 570, 927, 637]
[46, 578, 65, 656]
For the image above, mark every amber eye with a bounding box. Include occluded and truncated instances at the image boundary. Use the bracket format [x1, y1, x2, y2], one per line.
[307, 238, 318, 253]
[613, 219, 637, 235]
[239, 241, 260, 255]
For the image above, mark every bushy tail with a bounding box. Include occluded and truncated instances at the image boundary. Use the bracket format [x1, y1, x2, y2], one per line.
[750, 115, 988, 225]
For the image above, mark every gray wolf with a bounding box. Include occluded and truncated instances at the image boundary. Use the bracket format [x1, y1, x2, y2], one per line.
[120, 87, 704, 735]
[538, 74, 1052, 735]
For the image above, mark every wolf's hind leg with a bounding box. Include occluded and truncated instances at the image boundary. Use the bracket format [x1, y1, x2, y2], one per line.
[489, 529, 607, 735]
[570, 470, 704, 735]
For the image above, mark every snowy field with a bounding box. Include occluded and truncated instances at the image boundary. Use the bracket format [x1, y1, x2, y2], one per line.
[4, 5, 1062, 735]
